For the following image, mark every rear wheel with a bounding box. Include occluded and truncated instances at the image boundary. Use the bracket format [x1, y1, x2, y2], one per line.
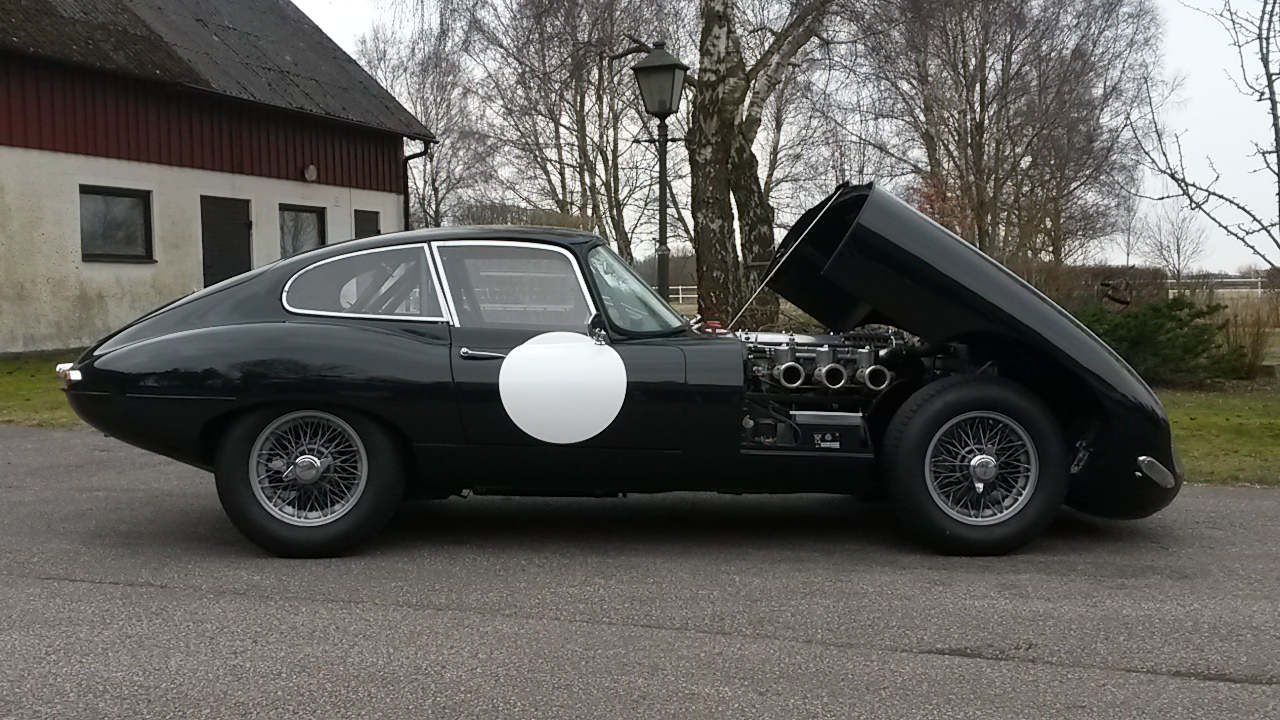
[215, 407, 404, 557]
[882, 376, 1067, 555]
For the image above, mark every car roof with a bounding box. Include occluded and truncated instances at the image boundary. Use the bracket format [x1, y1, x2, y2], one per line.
[331, 225, 604, 255]
[267, 225, 608, 283]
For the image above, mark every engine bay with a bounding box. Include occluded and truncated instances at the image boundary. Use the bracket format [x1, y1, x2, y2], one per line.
[738, 329, 971, 453]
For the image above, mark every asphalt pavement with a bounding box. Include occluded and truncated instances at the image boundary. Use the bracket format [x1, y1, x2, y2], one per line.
[0, 424, 1277, 719]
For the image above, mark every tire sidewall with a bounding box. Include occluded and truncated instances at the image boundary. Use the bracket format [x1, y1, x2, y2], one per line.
[215, 405, 405, 557]
[887, 377, 1068, 555]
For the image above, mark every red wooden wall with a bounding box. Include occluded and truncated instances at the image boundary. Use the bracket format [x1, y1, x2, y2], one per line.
[0, 55, 405, 194]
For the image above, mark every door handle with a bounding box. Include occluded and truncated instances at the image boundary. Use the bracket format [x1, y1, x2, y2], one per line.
[459, 347, 507, 360]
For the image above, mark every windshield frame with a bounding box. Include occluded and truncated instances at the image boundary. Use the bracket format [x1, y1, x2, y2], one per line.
[584, 244, 689, 338]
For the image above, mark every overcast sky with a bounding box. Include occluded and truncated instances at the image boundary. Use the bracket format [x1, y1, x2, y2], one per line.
[293, 0, 1273, 273]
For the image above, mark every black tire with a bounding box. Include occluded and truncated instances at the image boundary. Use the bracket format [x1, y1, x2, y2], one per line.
[881, 375, 1068, 555]
[215, 406, 405, 557]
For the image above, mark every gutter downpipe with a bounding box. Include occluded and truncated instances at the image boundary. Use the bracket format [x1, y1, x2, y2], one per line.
[403, 138, 435, 231]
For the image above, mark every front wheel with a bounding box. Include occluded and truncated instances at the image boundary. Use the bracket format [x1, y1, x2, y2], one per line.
[881, 376, 1068, 555]
[215, 407, 405, 557]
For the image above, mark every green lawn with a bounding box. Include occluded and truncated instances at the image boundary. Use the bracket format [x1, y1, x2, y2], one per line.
[1161, 383, 1280, 487]
[1, 351, 1277, 486]
[0, 351, 85, 429]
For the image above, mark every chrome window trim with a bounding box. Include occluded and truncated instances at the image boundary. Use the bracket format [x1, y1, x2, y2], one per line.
[281, 243, 452, 323]
[429, 240, 597, 328]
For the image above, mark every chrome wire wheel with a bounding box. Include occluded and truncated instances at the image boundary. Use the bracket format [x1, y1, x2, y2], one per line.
[924, 410, 1039, 526]
[248, 411, 368, 527]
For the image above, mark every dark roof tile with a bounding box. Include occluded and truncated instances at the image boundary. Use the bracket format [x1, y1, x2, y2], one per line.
[0, 0, 433, 140]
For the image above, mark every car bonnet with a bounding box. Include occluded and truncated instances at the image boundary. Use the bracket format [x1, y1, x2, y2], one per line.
[764, 183, 1160, 412]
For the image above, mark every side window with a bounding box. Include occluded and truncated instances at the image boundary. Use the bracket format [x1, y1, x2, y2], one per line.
[284, 246, 444, 319]
[435, 244, 592, 329]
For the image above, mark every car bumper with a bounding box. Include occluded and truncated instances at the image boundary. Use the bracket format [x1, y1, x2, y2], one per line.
[1066, 448, 1183, 520]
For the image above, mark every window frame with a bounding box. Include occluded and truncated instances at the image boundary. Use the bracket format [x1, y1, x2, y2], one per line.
[429, 240, 598, 329]
[79, 185, 155, 263]
[278, 204, 327, 258]
[280, 244, 451, 323]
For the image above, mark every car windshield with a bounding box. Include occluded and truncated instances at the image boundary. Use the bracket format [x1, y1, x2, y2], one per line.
[587, 245, 687, 334]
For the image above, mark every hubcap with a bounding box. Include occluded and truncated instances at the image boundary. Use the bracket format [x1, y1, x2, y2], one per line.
[969, 454, 998, 492]
[249, 411, 368, 527]
[293, 454, 323, 484]
[924, 411, 1038, 526]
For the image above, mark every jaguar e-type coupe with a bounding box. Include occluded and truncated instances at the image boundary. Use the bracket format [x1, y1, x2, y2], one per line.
[58, 183, 1182, 557]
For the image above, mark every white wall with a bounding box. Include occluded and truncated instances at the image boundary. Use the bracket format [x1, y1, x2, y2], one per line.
[0, 145, 403, 353]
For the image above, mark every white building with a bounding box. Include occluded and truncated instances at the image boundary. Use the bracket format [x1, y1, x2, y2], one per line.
[0, 0, 433, 352]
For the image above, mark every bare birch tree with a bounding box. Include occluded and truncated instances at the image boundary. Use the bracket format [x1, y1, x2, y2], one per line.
[855, 0, 1159, 265]
[1140, 201, 1208, 287]
[1114, 193, 1143, 266]
[685, 0, 832, 324]
[357, 7, 493, 227]
[464, 0, 683, 262]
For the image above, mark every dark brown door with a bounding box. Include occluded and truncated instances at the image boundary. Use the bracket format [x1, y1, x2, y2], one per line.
[200, 196, 252, 287]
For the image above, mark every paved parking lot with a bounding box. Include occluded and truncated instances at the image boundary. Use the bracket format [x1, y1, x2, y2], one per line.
[1, 425, 1278, 719]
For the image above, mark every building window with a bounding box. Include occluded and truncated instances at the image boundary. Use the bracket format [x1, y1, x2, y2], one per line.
[80, 186, 153, 262]
[280, 205, 326, 258]
[354, 210, 381, 239]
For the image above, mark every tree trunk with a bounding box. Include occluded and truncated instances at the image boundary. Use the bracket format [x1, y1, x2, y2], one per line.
[686, 0, 749, 323]
[687, 111, 740, 320]
[729, 131, 779, 326]
[685, 0, 828, 326]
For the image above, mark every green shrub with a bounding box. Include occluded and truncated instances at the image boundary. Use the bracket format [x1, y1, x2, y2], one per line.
[1076, 296, 1246, 385]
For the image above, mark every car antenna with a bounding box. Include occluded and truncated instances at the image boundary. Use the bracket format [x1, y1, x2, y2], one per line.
[726, 186, 846, 331]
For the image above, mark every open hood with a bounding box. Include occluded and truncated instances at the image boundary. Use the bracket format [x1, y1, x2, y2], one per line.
[768, 183, 1092, 343]
[765, 182, 1160, 413]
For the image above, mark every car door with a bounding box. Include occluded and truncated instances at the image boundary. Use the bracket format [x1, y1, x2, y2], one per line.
[279, 242, 460, 449]
[432, 240, 687, 463]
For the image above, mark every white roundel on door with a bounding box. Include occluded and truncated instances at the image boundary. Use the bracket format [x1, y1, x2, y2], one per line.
[498, 332, 627, 444]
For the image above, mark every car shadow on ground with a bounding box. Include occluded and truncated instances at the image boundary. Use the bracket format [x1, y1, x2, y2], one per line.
[365, 493, 1165, 558]
[383, 494, 900, 549]
[80, 489, 1172, 560]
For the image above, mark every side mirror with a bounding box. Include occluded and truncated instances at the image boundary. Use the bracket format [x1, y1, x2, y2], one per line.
[589, 313, 610, 345]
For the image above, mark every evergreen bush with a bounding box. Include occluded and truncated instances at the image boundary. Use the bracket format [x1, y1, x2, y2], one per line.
[1075, 296, 1246, 385]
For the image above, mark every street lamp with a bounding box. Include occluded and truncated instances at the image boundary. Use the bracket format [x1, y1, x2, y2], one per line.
[632, 41, 688, 302]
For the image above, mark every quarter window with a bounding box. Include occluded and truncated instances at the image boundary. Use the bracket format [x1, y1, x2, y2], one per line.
[80, 186, 153, 262]
[434, 244, 592, 329]
[284, 246, 443, 319]
[280, 205, 326, 258]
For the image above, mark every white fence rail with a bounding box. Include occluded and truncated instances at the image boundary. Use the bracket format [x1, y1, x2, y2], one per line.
[663, 279, 1274, 305]
[667, 285, 698, 304]
[1171, 278, 1269, 297]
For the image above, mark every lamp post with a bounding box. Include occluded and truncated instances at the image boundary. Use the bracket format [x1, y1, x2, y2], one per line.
[631, 41, 688, 302]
